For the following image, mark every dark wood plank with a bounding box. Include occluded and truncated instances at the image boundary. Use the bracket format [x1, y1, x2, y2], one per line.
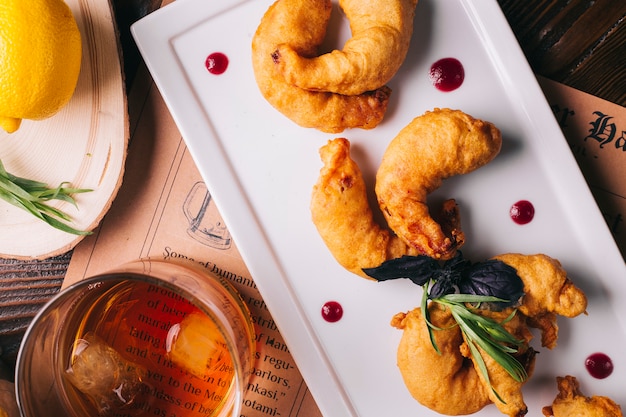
[0, 254, 71, 366]
[498, 0, 626, 105]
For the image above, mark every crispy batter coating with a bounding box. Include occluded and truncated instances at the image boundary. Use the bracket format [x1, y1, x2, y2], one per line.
[311, 109, 497, 277]
[392, 305, 534, 417]
[542, 376, 623, 417]
[251, 0, 391, 133]
[392, 253, 588, 416]
[311, 138, 464, 278]
[391, 305, 492, 415]
[493, 254, 588, 319]
[376, 108, 502, 259]
[310, 138, 419, 278]
[493, 253, 588, 348]
[273, 0, 418, 95]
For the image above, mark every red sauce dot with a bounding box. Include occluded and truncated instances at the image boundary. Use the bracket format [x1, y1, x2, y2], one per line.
[321, 301, 343, 323]
[205, 52, 229, 75]
[429, 57, 464, 92]
[510, 200, 535, 225]
[585, 353, 614, 379]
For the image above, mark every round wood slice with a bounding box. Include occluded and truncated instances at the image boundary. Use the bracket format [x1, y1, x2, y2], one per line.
[0, 0, 128, 259]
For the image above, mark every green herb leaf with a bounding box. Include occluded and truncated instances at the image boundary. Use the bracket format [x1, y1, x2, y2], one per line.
[465, 338, 506, 403]
[0, 159, 92, 235]
[433, 294, 528, 402]
[421, 282, 441, 355]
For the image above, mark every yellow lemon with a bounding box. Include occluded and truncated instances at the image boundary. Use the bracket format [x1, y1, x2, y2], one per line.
[0, 0, 82, 133]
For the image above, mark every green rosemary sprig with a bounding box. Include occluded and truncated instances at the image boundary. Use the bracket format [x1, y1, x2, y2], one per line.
[428, 293, 528, 403]
[0, 159, 92, 235]
[433, 294, 528, 396]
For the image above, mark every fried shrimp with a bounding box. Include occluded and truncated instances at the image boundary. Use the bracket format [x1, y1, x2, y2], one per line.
[311, 109, 497, 276]
[542, 375, 623, 417]
[392, 305, 535, 417]
[391, 306, 492, 415]
[310, 138, 419, 278]
[273, 0, 418, 95]
[493, 253, 588, 319]
[392, 253, 588, 416]
[376, 108, 502, 259]
[493, 253, 588, 349]
[252, 0, 391, 133]
[311, 138, 462, 278]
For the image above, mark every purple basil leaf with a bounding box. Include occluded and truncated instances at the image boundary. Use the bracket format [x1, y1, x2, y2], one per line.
[428, 253, 469, 298]
[429, 279, 456, 299]
[442, 251, 472, 271]
[459, 260, 524, 307]
[363, 255, 439, 286]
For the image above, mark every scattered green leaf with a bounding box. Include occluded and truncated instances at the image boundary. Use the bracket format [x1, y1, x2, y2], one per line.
[0, 159, 92, 235]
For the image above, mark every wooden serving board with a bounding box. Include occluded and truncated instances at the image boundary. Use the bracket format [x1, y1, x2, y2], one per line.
[0, 0, 128, 259]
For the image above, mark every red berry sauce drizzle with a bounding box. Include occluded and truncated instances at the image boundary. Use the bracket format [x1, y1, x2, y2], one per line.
[429, 57, 464, 92]
[321, 301, 343, 323]
[510, 200, 535, 225]
[585, 352, 614, 379]
[205, 52, 229, 75]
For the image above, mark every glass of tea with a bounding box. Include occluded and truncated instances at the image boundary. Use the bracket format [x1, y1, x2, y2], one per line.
[15, 259, 255, 417]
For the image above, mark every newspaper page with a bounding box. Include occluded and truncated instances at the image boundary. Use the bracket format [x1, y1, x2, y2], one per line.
[538, 76, 626, 259]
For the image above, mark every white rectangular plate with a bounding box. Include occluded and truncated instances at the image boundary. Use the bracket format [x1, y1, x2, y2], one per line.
[132, 1, 626, 415]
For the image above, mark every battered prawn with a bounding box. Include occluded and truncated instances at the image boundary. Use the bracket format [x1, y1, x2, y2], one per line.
[542, 375, 623, 417]
[493, 253, 588, 349]
[391, 306, 492, 415]
[392, 253, 588, 417]
[310, 137, 461, 278]
[376, 108, 502, 259]
[493, 254, 588, 319]
[392, 305, 535, 417]
[273, 0, 418, 95]
[252, 0, 391, 133]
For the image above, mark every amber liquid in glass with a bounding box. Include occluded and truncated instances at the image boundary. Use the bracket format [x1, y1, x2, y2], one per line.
[64, 280, 236, 417]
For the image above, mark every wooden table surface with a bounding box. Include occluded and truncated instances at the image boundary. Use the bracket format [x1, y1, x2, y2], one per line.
[1, 0, 625, 371]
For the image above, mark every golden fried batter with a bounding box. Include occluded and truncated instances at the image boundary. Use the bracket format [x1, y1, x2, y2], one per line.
[376, 108, 502, 259]
[542, 376, 623, 417]
[273, 0, 418, 95]
[310, 138, 419, 278]
[493, 254, 588, 319]
[493, 254, 588, 349]
[392, 253, 588, 416]
[251, 0, 391, 133]
[392, 305, 492, 415]
[494, 253, 588, 347]
[311, 109, 497, 277]
[311, 138, 465, 278]
[393, 304, 535, 417]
